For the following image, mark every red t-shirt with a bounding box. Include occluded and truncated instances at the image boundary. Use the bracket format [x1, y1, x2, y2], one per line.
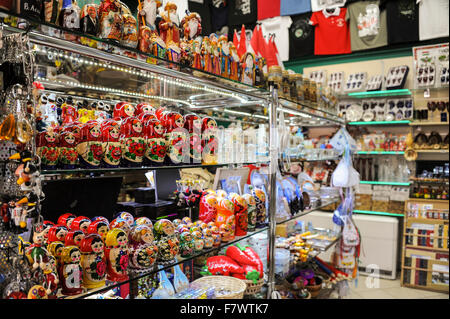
[257, 0, 281, 21]
[310, 8, 351, 55]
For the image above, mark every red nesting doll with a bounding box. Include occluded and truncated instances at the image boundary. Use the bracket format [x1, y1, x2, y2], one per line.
[113, 102, 135, 121]
[101, 120, 122, 168]
[201, 116, 218, 165]
[164, 111, 188, 165]
[70, 216, 92, 234]
[88, 219, 110, 242]
[138, 112, 157, 123]
[79, 234, 107, 290]
[36, 128, 60, 170]
[61, 98, 78, 125]
[120, 117, 146, 166]
[47, 225, 69, 244]
[58, 125, 79, 169]
[135, 103, 155, 117]
[58, 213, 76, 229]
[229, 193, 248, 237]
[65, 230, 86, 247]
[184, 114, 203, 164]
[144, 119, 167, 166]
[77, 120, 103, 168]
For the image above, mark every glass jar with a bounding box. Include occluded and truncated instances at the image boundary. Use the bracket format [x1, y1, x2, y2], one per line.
[268, 66, 283, 92]
[282, 70, 291, 100]
[289, 73, 298, 101]
[303, 78, 310, 102]
[294, 74, 304, 102]
[309, 80, 317, 104]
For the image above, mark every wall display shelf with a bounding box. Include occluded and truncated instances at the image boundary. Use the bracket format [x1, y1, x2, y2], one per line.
[348, 120, 411, 126]
[276, 198, 341, 226]
[353, 210, 404, 217]
[343, 89, 412, 99]
[409, 121, 449, 126]
[356, 151, 405, 155]
[360, 181, 411, 186]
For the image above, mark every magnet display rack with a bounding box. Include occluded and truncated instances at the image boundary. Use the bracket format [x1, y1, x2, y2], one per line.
[0, 12, 345, 299]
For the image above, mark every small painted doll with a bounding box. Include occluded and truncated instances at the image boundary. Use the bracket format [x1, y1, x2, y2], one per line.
[117, 211, 135, 227]
[138, 0, 161, 34]
[104, 228, 129, 282]
[166, 40, 181, 64]
[36, 128, 60, 170]
[65, 230, 86, 247]
[98, 0, 124, 43]
[179, 231, 194, 257]
[153, 218, 176, 241]
[59, 246, 83, 296]
[138, 25, 154, 53]
[101, 120, 122, 168]
[242, 193, 257, 232]
[113, 101, 135, 121]
[201, 116, 218, 165]
[42, 221, 55, 246]
[47, 225, 69, 244]
[135, 216, 153, 227]
[80, 3, 99, 36]
[184, 114, 202, 164]
[143, 118, 166, 166]
[135, 102, 155, 117]
[150, 32, 167, 60]
[47, 241, 65, 268]
[201, 36, 213, 73]
[128, 225, 158, 271]
[240, 52, 256, 86]
[58, 213, 76, 229]
[58, 126, 79, 169]
[218, 35, 230, 78]
[121, 7, 138, 48]
[229, 193, 248, 237]
[211, 38, 221, 76]
[39, 93, 58, 129]
[191, 230, 204, 252]
[61, 96, 78, 125]
[41, 254, 59, 298]
[158, 1, 181, 46]
[202, 228, 214, 249]
[229, 42, 240, 82]
[109, 217, 132, 236]
[179, 39, 193, 67]
[120, 117, 146, 166]
[192, 37, 203, 69]
[215, 198, 235, 242]
[77, 120, 103, 168]
[210, 225, 221, 247]
[70, 216, 91, 234]
[198, 193, 218, 224]
[157, 235, 179, 263]
[87, 219, 110, 242]
[25, 224, 49, 270]
[164, 111, 188, 165]
[252, 188, 267, 228]
[80, 234, 107, 289]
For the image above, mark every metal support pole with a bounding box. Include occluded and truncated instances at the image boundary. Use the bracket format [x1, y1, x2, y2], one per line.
[267, 82, 278, 298]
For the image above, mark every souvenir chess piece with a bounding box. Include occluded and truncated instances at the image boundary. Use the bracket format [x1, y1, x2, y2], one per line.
[143, 118, 167, 166]
[104, 228, 129, 282]
[158, 1, 181, 46]
[59, 246, 83, 295]
[80, 234, 107, 289]
[100, 120, 122, 168]
[77, 120, 103, 168]
[120, 117, 146, 167]
[80, 2, 99, 35]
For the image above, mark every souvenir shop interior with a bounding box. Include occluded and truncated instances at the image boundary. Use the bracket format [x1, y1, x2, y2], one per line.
[0, 0, 448, 300]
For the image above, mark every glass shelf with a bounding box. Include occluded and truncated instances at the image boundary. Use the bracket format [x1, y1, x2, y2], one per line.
[344, 89, 411, 99]
[276, 198, 340, 226]
[348, 120, 411, 126]
[409, 121, 449, 126]
[356, 151, 405, 155]
[360, 181, 411, 186]
[353, 210, 404, 217]
[63, 226, 269, 299]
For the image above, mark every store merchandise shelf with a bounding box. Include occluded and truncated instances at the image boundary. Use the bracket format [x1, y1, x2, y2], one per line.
[345, 89, 411, 99]
[348, 120, 411, 125]
[415, 149, 449, 153]
[408, 198, 449, 203]
[41, 162, 267, 175]
[64, 226, 269, 299]
[360, 181, 411, 186]
[288, 156, 340, 162]
[353, 210, 404, 217]
[311, 234, 341, 253]
[410, 179, 449, 185]
[409, 121, 449, 126]
[356, 151, 405, 155]
[405, 245, 449, 252]
[276, 198, 340, 225]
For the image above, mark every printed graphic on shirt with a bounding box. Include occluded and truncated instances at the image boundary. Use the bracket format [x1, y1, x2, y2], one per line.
[293, 20, 312, 40]
[397, 0, 416, 20]
[357, 4, 380, 38]
[212, 0, 226, 7]
[234, 0, 252, 15]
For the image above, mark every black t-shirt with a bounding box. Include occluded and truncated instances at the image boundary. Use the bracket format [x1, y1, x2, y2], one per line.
[386, 0, 419, 44]
[210, 0, 228, 33]
[289, 13, 315, 59]
[228, 0, 257, 26]
[189, 0, 213, 36]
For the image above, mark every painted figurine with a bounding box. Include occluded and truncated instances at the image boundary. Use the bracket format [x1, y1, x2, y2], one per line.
[164, 111, 188, 165]
[182, 12, 202, 41]
[70, 215, 91, 234]
[109, 217, 132, 236]
[59, 0, 81, 41]
[184, 113, 202, 164]
[104, 228, 129, 282]
[138, 0, 161, 33]
[121, 4, 138, 48]
[80, 3, 99, 36]
[47, 225, 69, 244]
[41, 254, 59, 298]
[150, 32, 167, 59]
[201, 36, 213, 73]
[40, 93, 58, 128]
[128, 225, 158, 271]
[101, 120, 122, 168]
[80, 234, 107, 289]
[113, 101, 135, 121]
[59, 245, 83, 296]
[229, 193, 248, 237]
[36, 128, 60, 170]
[58, 213, 76, 229]
[77, 120, 103, 168]
[215, 198, 235, 242]
[179, 231, 194, 257]
[166, 40, 181, 64]
[135, 102, 155, 117]
[198, 193, 218, 224]
[58, 126, 79, 169]
[120, 117, 146, 166]
[65, 230, 85, 247]
[229, 42, 240, 81]
[98, 0, 123, 42]
[153, 218, 176, 240]
[157, 235, 179, 263]
[158, 2, 180, 46]
[87, 219, 110, 241]
[25, 224, 48, 270]
[61, 96, 78, 125]
[218, 35, 231, 78]
[191, 230, 204, 253]
[210, 36, 221, 76]
[201, 116, 218, 165]
[242, 193, 257, 232]
[202, 228, 214, 249]
[192, 37, 202, 69]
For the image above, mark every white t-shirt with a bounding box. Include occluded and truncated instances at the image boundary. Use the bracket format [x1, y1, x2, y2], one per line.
[259, 16, 293, 62]
[311, 0, 346, 12]
[160, 0, 189, 19]
[418, 0, 449, 40]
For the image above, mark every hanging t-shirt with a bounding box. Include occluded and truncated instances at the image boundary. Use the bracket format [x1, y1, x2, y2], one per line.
[310, 7, 351, 55]
[345, 0, 388, 52]
[386, 0, 419, 44]
[289, 12, 315, 58]
[311, 0, 346, 12]
[210, 0, 229, 32]
[281, 0, 311, 16]
[257, 0, 280, 20]
[418, 0, 449, 41]
[189, 0, 213, 36]
[259, 16, 293, 62]
[228, 0, 258, 26]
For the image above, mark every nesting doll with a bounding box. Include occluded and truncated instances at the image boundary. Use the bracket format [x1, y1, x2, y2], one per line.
[59, 246, 83, 296]
[241, 52, 256, 86]
[101, 120, 122, 168]
[65, 230, 85, 247]
[179, 231, 194, 257]
[164, 111, 188, 165]
[117, 211, 135, 227]
[143, 119, 167, 166]
[135, 103, 155, 117]
[157, 235, 179, 263]
[229, 42, 240, 82]
[201, 117, 218, 165]
[135, 216, 153, 228]
[47, 241, 65, 267]
[201, 36, 213, 73]
[120, 117, 145, 166]
[210, 225, 221, 247]
[191, 230, 204, 252]
[109, 217, 132, 236]
[242, 193, 257, 232]
[138, 112, 157, 124]
[198, 193, 218, 224]
[58, 126, 79, 169]
[61, 97, 78, 125]
[87, 219, 110, 242]
[252, 188, 267, 228]
[128, 225, 158, 271]
[104, 228, 129, 282]
[80, 3, 99, 36]
[59, 0, 81, 36]
[27, 285, 48, 300]
[80, 234, 107, 289]
[202, 228, 214, 249]
[77, 120, 103, 168]
[98, 0, 124, 42]
[138, 25, 153, 53]
[153, 218, 176, 241]
[58, 213, 76, 229]
[113, 101, 135, 121]
[70, 216, 91, 234]
[121, 7, 138, 48]
[42, 221, 55, 246]
[36, 128, 60, 170]
[229, 193, 248, 236]
[215, 198, 235, 242]
[218, 35, 230, 78]
[184, 114, 202, 164]
[47, 225, 69, 244]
